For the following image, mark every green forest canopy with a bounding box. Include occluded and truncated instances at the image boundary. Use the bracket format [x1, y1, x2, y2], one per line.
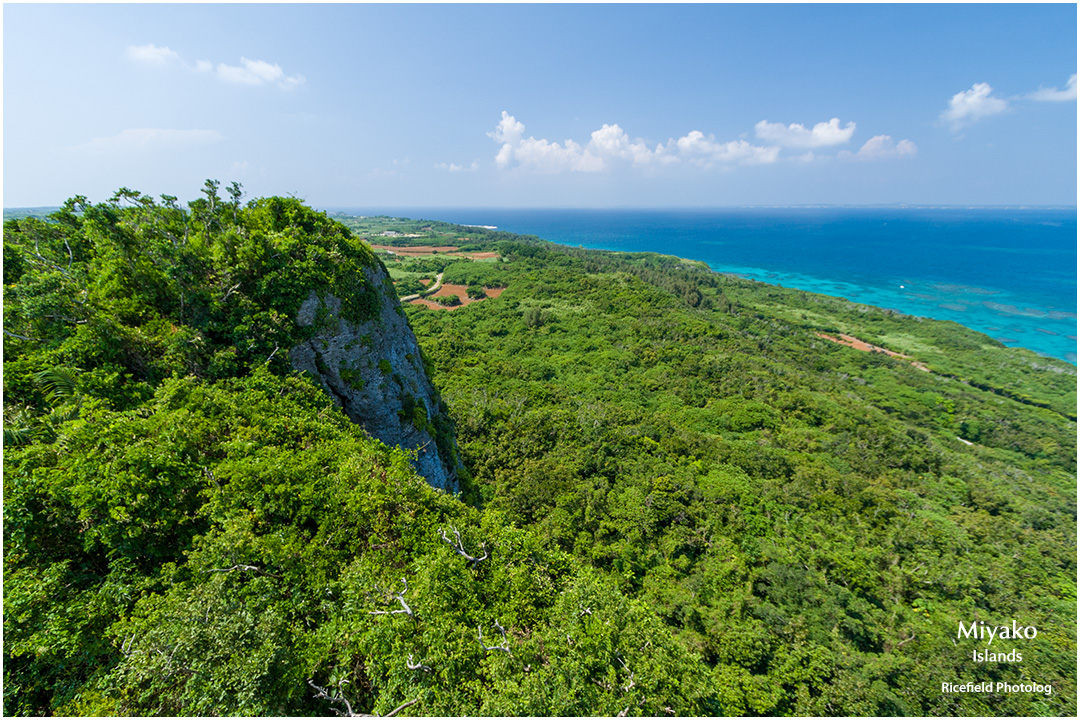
[4, 185, 1076, 716]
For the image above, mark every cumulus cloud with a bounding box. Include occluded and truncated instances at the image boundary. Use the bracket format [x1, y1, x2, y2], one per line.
[1028, 74, 1078, 102]
[515, 136, 604, 173]
[754, 117, 856, 148]
[70, 128, 223, 156]
[588, 123, 674, 167]
[488, 112, 604, 173]
[839, 135, 917, 161]
[126, 43, 181, 65]
[940, 82, 1009, 130]
[490, 112, 782, 173]
[674, 131, 780, 167]
[217, 57, 305, 89]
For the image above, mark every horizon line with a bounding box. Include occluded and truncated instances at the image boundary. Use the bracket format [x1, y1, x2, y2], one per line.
[7, 202, 1077, 213]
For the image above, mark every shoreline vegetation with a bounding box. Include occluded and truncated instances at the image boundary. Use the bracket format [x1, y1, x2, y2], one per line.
[4, 190, 1076, 716]
[327, 206, 1079, 364]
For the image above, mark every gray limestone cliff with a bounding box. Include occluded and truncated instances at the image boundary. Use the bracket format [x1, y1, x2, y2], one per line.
[289, 264, 460, 492]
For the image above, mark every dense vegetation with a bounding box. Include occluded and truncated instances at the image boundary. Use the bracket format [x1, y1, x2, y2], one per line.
[4, 187, 1076, 716]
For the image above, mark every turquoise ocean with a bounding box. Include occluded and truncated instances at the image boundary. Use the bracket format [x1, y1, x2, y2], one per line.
[345, 207, 1077, 364]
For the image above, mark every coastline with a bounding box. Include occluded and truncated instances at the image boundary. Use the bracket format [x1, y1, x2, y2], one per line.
[351, 207, 1076, 364]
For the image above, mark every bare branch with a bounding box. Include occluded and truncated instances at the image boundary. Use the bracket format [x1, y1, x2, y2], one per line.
[406, 653, 431, 672]
[438, 526, 488, 566]
[307, 679, 356, 717]
[206, 563, 259, 573]
[895, 632, 916, 648]
[204, 562, 281, 579]
[4, 329, 42, 342]
[120, 633, 137, 657]
[369, 578, 414, 618]
[617, 657, 636, 692]
[222, 282, 242, 302]
[383, 697, 421, 717]
[616, 708, 629, 717]
[308, 679, 420, 718]
[478, 619, 511, 655]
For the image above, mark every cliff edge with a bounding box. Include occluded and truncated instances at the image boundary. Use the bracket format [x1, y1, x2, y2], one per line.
[289, 265, 460, 492]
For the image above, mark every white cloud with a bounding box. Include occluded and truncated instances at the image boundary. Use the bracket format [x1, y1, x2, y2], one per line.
[840, 135, 917, 161]
[940, 82, 1009, 130]
[1028, 74, 1078, 102]
[436, 161, 480, 172]
[489, 111, 527, 169]
[515, 136, 604, 173]
[754, 117, 856, 148]
[126, 43, 181, 66]
[71, 128, 223, 156]
[588, 123, 674, 167]
[488, 113, 918, 173]
[490, 112, 781, 173]
[488, 112, 604, 173]
[674, 131, 780, 167]
[489, 111, 525, 146]
[126, 43, 303, 90]
[217, 57, 305, 89]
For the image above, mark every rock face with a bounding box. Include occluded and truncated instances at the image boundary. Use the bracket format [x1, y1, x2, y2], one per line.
[289, 264, 459, 492]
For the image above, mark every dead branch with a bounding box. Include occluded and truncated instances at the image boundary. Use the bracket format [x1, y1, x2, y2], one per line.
[383, 697, 421, 717]
[438, 526, 488, 566]
[895, 632, 916, 648]
[406, 653, 431, 672]
[617, 657, 635, 692]
[616, 708, 629, 717]
[222, 282, 242, 302]
[369, 577, 414, 618]
[478, 619, 511, 655]
[204, 562, 281, 579]
[307, 678, 356, 717]
[308, 679, 420, 718]
[4, 329, 42, 342]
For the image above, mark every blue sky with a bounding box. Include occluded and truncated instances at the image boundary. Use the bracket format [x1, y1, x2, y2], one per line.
[3, 3, 1076, 208]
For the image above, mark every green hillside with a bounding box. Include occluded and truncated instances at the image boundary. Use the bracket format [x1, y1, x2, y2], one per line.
[4, 187, 1075, 716]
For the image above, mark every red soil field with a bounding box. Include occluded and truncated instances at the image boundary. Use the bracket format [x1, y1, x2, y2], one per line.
[815, 332, 930, 372]
[409, 284, 506, 311]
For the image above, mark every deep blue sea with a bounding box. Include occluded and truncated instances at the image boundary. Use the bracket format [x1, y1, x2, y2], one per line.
[339, 207, 1078, 364]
